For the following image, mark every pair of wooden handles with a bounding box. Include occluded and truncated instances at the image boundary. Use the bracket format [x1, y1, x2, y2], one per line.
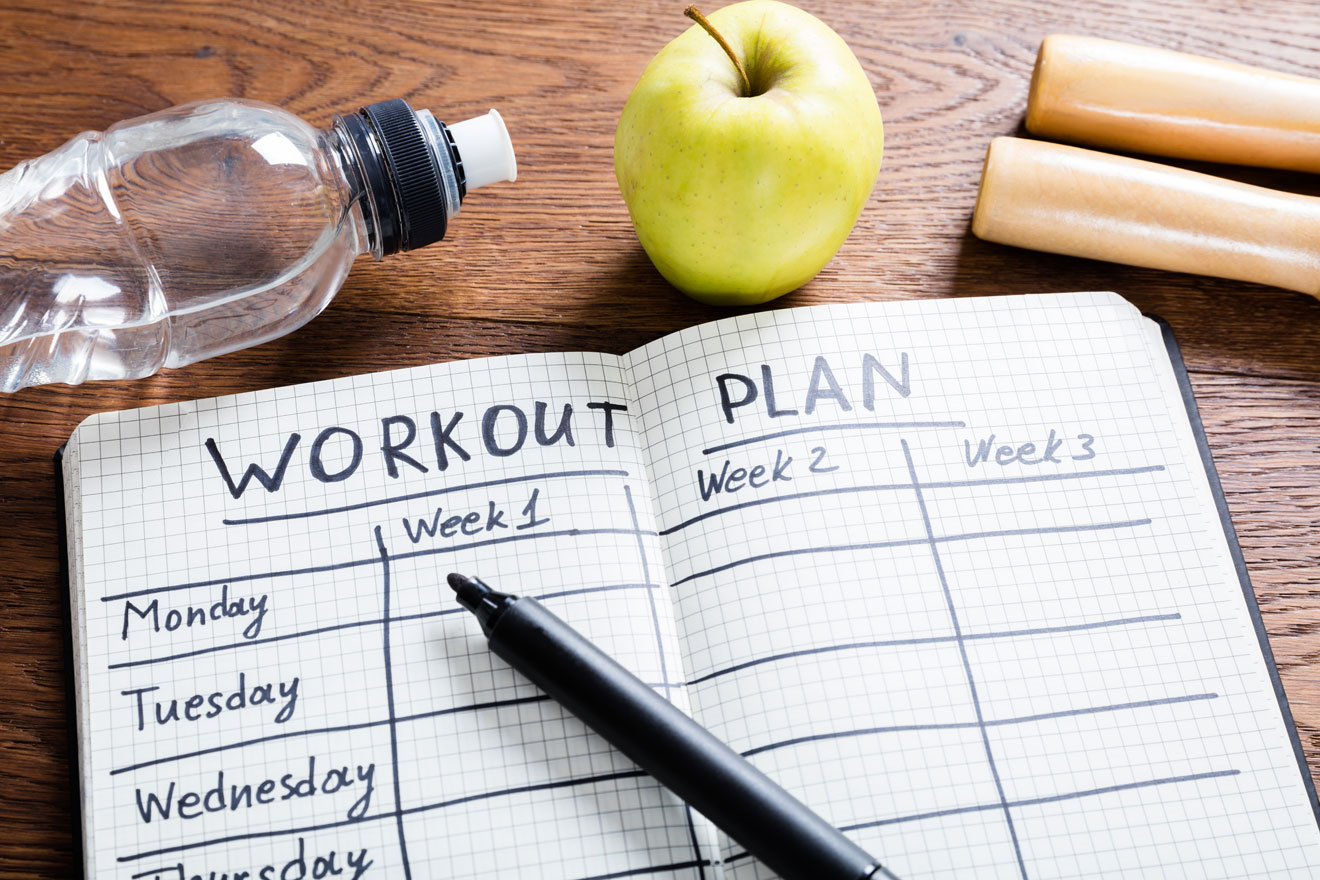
[973, 35, 1320, 297]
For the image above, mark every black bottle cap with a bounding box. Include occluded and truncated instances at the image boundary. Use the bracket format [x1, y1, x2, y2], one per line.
[357, 98, 450, 253]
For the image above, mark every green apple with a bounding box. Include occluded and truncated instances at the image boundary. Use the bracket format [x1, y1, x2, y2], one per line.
[614, 0, 884, 305]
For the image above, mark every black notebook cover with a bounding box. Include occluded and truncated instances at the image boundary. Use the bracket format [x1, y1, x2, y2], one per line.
[1152, 317, 1320, 827]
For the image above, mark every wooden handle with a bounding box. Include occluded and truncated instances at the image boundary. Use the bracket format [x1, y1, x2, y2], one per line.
[1026, 34, 1320, 173]
[972, 137, 1320, 297]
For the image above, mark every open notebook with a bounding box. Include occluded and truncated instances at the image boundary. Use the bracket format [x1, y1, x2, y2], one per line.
[62, 291, 1320, 879]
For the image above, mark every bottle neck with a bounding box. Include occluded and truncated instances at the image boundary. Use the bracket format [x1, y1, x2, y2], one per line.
[323, 127, 383, 260]
[323, 100, 465, 259]
[415, 109, 465, 219]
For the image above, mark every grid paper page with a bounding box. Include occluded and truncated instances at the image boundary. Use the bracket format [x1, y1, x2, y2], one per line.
[624, 291, 1320, 879]
[66, 351, 718, 880]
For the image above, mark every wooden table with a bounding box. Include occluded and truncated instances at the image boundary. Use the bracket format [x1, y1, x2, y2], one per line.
[2, 0, 1318, 875]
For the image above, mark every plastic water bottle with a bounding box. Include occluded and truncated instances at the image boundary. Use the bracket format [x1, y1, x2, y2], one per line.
[0, 97, 517, 392]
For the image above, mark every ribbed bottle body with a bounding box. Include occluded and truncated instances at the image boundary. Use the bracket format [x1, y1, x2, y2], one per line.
[0, 99, 368, 392]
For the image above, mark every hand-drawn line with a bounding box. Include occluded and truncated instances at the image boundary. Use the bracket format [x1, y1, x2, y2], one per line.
[740, 692, 1218, 758]
[132, 858, 717, 880]
[373, 527, 412, 880]
[681, 768, 1249, 866]
[107, 583, 658, 670]
[702, 422, 967, 456]
[670, 518, 1152, 586]
[221, 468, 630, 526]
[839, 768, 1243, 833]
[401, 770, 650, 816]
[686, 612, 1182, 686]
[659, 465, 1166, 536]
[673, 536, 930, 585]
[664, 481, 911, 535]
[116, 772, 652, 863]
[949, 519, 1150, 545]
[624, 485, 673, 695]
[100, 527, 659, 603]
[108, 694, 555, 776]
[902, 438, 1027, 879]
[921, 464, 1165, 488]
[681, 809, 709, 880]
[108, 670, 688, 778]
[624, 484, 707, 878]
[571, 861, 716, 880]
[130, 867, 182, 880]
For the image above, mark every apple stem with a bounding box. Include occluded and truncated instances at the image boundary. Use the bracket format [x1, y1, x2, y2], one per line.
[684, 5, 752, 97]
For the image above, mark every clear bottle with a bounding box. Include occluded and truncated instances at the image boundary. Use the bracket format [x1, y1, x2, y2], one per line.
[0, 97, 517, 392]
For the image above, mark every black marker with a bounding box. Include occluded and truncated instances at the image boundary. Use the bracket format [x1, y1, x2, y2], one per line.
[447, 572, 898, 880]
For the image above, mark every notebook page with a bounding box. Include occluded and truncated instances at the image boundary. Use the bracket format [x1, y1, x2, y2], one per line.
[66, 351, 714, 880]
[624, 292, 1320, 879]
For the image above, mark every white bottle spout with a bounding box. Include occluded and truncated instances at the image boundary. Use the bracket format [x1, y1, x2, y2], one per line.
[450, 109, 517, 191]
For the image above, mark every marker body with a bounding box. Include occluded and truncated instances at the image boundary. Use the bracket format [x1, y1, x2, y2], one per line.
[449, 575, 885, 880]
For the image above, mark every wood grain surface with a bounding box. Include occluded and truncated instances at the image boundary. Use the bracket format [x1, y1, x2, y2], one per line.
[1, 0, 1319, 875]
